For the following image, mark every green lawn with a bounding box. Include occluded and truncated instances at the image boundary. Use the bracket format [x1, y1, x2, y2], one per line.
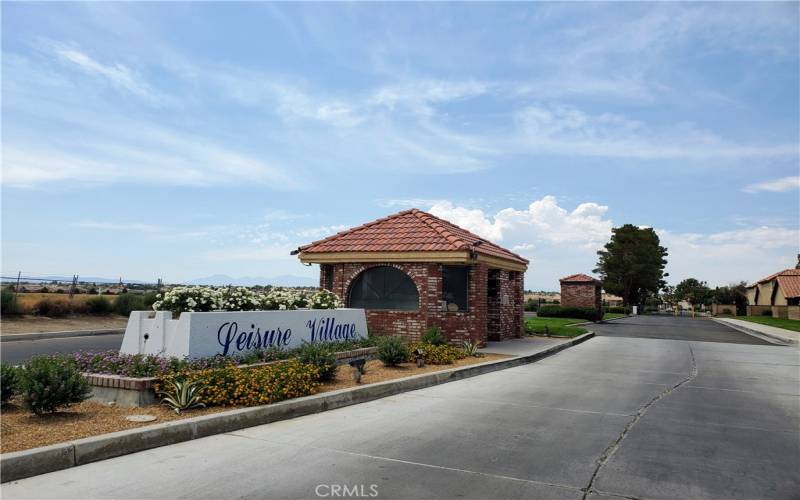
[602, 312, 626, 320]
[525, 317, 587, 338]
[736, 316, 800, 332]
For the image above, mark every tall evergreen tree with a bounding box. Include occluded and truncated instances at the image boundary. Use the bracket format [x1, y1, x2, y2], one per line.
[594, 224, 668, 306]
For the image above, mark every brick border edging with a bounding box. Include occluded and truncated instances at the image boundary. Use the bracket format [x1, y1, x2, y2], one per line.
[0, 333, 593, 483]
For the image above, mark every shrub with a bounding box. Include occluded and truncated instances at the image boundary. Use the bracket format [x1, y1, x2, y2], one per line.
[33, 298, 73, 317]
[377, 337, 409, 367]
[308, 289, 341, 309]
[1, 287, 20, 315]
[218, 286, 263, 311]
[18, 357, 91, 414]
[114, 292, 146, 316]
[39, 286, 50, 293]
[86, 296, 112, 315]
[1, 363, 20, 404]
[537, 305, 602, 322]
[409, 343, 466, 365]
[157, 377, 206, 414]
[142, 291, 159, 308]
[296, 343, 338, 382]
[462, 340, 479, 357]
[421, 326, 448, 346]
[606, 306, 632, 314]
[761, 309, 773, 316]
[524, 299, 538, 312]
[155, 359, 319, 407]
[721, 308, 733, 315]
[152, 287, 222, 314]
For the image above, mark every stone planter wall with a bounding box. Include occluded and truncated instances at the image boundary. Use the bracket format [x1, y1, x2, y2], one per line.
[85, 347, 378, 408]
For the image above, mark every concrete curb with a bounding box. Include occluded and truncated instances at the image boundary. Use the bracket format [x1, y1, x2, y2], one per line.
[0, 329, 125, 343]
[711, 318, 794, 346]
[0, 332, 594, 483]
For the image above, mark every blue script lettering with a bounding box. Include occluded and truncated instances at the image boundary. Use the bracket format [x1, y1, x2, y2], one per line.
[217, 322, 292, 355]
[306, 317, 358, 343]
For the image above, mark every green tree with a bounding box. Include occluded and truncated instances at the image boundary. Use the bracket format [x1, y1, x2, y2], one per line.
[595, 224, 668, 306]
[675, 278, 712, 309]
[712, 281, 748, 316]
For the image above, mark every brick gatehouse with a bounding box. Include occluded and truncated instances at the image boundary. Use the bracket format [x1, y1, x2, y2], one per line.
[293, 209, 528, 345]
[559, 273, 602, 310]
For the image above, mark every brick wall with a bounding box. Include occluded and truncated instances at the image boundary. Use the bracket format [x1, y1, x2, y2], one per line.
[321, 262, 510, 345]
[487, 269, 524, 340]
[561, 282, 601, 309]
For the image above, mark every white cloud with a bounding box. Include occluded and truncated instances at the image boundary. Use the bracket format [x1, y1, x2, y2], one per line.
[428, 196, 799, 289]
[73, 221, 164, 233]
[514, 104, 797, 160]
[370, 80, 489, 116]
[743, 176, 800, 193]
[659, 227, 800, 285]
[294, 225, 349, 239]
[51, 44, 164, 103]
[430, 196, 612, 247]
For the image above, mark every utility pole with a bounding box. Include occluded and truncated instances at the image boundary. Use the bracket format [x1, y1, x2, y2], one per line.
[13, 271, 21, 311]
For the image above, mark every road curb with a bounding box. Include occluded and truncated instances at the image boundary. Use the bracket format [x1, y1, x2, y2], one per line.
[0, 332, 594, 483]
[0, 329, 125, 343]
[710, 318, 794, 346]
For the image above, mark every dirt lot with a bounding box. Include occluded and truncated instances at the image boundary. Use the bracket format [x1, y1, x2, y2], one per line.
[0, 315, 129, 334]
[0, 355, 509, 453]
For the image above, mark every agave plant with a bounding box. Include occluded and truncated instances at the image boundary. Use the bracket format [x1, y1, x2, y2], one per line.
[157, 378, 206, 414]
[462, 340, 479, 357]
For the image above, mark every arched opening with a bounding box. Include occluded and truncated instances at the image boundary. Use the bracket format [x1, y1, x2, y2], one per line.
[348, 266, 419, 311]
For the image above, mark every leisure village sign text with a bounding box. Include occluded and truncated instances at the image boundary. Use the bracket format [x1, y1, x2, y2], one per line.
[120, 309, 369, 358]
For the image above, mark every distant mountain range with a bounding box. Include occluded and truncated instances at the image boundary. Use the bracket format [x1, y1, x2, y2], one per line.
[187, 274, 318, 287]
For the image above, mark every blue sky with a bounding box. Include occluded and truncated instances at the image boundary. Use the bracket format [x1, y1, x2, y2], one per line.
[2, 2, 799, 290]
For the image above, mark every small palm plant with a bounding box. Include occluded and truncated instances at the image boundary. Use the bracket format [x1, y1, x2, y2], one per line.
[463, 340, 480, 357]
[157, 377, 206, 415]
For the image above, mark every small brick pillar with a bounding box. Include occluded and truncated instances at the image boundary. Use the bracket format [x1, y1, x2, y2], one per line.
[560, 275, 602, 310]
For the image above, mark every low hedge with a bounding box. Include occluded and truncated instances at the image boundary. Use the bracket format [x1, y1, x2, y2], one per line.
[605, 306, 632, 315]
[537, 305, 603, 322]
[155, 359, 319, 407]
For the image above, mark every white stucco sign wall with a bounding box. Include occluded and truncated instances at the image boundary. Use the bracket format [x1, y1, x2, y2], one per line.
[120, 309, 368, 358]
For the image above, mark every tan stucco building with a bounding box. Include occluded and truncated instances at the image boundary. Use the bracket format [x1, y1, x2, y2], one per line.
[746, 256, 800, 319]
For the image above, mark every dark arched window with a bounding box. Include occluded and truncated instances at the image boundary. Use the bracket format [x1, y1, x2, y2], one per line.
[349, 266, 419, 311]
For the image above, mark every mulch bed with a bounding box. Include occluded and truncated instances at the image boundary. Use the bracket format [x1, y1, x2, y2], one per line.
[0, 353, 509, 453]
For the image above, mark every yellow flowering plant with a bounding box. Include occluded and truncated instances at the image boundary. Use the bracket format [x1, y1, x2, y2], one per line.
[155, 359, 320, 407]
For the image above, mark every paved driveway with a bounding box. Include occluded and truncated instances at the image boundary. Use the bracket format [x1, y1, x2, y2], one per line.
[3, 319, 798, 499]
[592, 314, 773, 344]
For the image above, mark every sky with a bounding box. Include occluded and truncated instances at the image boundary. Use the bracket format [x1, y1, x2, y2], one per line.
[2, 2, 799, 290]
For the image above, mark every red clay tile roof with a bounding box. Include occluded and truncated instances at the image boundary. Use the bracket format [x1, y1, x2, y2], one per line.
[559, 273, 600, 283]
[750, 269, 800, 298]
[297, 208, 528, 265]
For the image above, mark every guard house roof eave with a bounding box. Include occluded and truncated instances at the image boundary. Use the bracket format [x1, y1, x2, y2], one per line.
[298, 250, 528, 272]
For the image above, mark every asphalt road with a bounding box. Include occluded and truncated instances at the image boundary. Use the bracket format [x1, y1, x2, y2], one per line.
[4, 317, 798, 499]
[0, 333, 124, 364]
[592, 314, 773, 344]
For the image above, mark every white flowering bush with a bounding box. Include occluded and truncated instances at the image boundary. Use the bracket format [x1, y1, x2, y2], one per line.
[309, 289, 341, 309]
[260, 288, 309, 310]
[152, 287, 222, 314]
[218, 287, 262, 311]
[151, 286, 341, 314]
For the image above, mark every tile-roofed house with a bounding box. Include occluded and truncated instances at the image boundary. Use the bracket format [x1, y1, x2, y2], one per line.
[294, 209, 529, 344]
[560, 273, 601, 284]
[296, 208, 528, 269]
[745, 256, 800, 319]
[559, 273, 602, 310]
